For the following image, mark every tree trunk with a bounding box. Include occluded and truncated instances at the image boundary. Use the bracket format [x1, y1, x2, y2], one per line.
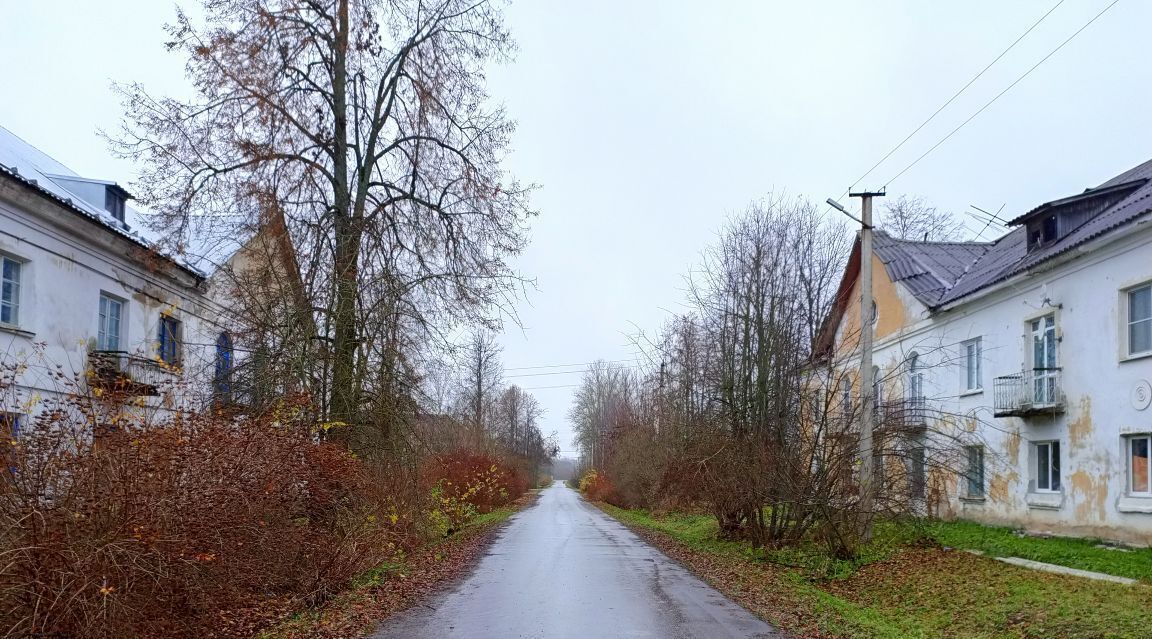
[330, 0, 359, 430]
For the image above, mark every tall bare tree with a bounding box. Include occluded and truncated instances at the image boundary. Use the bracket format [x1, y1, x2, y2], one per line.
[113, 0, 534, 434]
[880, 195, 964, 242]
[457, 329, 503, 446]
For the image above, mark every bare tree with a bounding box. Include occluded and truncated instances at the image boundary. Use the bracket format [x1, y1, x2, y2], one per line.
[457, 329, 503, 447]
[880, 195, 965, 241]
[112, 0, 534, 436]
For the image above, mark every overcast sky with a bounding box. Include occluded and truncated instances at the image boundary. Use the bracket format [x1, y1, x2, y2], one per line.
[2, 0, 1149, 455]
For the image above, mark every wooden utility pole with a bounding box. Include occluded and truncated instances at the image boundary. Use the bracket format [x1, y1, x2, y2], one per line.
[850, 189, 883, 541]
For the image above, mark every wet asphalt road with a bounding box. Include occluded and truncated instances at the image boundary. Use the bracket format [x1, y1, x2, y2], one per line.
[370, 481, 781, 639]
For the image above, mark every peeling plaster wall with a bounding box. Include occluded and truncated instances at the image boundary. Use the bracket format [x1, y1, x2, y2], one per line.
[856, 224, 1152, 544]
[0, 190, 228, 415]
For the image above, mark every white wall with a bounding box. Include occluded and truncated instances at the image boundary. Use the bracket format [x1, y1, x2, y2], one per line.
[871, 223, 1152, 542]
[0, 181, 231, 420]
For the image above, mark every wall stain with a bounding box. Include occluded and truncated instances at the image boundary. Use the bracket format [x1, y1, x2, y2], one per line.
[1068, 396, 1093, 450]
[1069, 469, 1108, 522]
[1005, 429, 1021, 465]
[835, 254, 912, 356]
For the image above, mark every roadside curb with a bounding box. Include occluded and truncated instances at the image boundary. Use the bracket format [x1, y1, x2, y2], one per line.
[994, 556, 1139, 585]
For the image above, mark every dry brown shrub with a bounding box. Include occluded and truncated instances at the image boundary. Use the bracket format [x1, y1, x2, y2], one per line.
[0, 383, 397, 638]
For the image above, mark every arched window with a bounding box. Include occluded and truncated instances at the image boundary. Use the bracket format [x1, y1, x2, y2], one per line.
[214, 332, 234, 401]
[907, 352, 924, 401]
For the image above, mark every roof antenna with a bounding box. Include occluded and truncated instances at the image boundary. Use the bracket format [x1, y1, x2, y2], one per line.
[923, 232, 929, 242]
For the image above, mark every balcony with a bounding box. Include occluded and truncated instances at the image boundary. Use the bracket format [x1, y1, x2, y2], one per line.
[993, 368, 1064, 417]
[879, 397, 929, 432]
[88, 350, 174, 397]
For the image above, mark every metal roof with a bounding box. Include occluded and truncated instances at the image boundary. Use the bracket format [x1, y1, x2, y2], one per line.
[0, 124, 215, 278]
[872, 231, 989, 306]
[871, 156, 1152, 309]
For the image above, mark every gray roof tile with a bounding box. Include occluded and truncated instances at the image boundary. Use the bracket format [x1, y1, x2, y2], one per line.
[873, 156, 1152, 308]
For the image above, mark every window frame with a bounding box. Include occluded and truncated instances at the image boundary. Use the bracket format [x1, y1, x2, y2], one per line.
[0, 255, 22, 327]
[1029, 313, 1059, 406]
[961, 337, 983, 393]
[906, 352, 923, 401]
[0, 412, 22, 441]
[105, 189, 126, 222]
[157, 315, 182, 366]
[1127, 434, 1152, 497]
[965, 445, 985, 498]
[1034, 440, 1061, 493]
[1124, 282, 1152, 359]
[97, 293, 124, 352]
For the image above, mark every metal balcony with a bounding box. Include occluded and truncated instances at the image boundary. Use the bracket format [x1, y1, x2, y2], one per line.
[879, 397, 929, 432]
[993, 368, 1064, 417]
[88, 350, 174, 397]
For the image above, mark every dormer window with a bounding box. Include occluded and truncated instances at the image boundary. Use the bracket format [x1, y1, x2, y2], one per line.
[104, 188, 125, 222]
[1026, 214, 1058, 250]
[1012, 178, 1147, 253]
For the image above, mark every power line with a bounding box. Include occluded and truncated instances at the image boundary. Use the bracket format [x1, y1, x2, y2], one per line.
[504, 357, 644, 372]
[884, 0, 1122, 188]
[505, 364, 643, 379]
[519, 383, 582, 391]
[849, 0, 1067, 192]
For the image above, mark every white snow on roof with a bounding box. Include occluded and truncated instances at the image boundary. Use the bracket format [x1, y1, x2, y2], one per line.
[0, 124, 241, 277]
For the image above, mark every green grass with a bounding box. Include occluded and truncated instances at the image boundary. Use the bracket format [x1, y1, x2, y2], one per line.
[469, 505, 521, 527]
[599, 506, 1152, 638]
[600, 506, 921, 637]
[927, 519, 1152, 582]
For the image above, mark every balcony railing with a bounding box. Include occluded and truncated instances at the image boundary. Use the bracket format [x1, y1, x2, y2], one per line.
[879, 397, 929, 431]
[88, 350, 177, 397]
[993, 368, 1064, 417]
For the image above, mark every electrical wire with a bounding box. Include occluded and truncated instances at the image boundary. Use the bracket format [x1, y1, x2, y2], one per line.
[504, 364, 643, 379]
[504, 357, 644, 372]
[848, 0, 1067, 192]
[883, 0, 1122, 188]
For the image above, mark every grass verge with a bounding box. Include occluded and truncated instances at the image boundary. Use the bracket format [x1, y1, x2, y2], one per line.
[599, 505, 1152, 639]
[926, 519, 1152, 582]
[258, 493, 536, 639]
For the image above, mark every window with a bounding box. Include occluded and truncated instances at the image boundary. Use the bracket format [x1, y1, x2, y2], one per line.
[214, 332, 234, 400]
[909, 446, 926, 499]
[1035, 441, 1061, 492]
[907, 352, 923, 401]
[840, 377, 851, 417]
[0, 413, 21, 468]
[872, 365, 882, 417]
[105, 189, 125, 222]
[966, 445, 985, 498]
[0, 412, 21, 440]
[1027, 214, 1059, 250]
[962, 338, 982, 391]
[1128, 435, 1151, 496]
[1042, 215, 1058, 243]
[97, 294, 123, 351]
[1, 257, 20, 326]
[157, 316, 181, 365]
[1128, 284, 1152, 357]
[1031, 314, 1058, 405]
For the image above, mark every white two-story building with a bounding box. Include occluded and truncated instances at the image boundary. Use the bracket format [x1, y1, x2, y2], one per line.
[818, 157, 1152, 543]
[0, 125, 292, 435]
